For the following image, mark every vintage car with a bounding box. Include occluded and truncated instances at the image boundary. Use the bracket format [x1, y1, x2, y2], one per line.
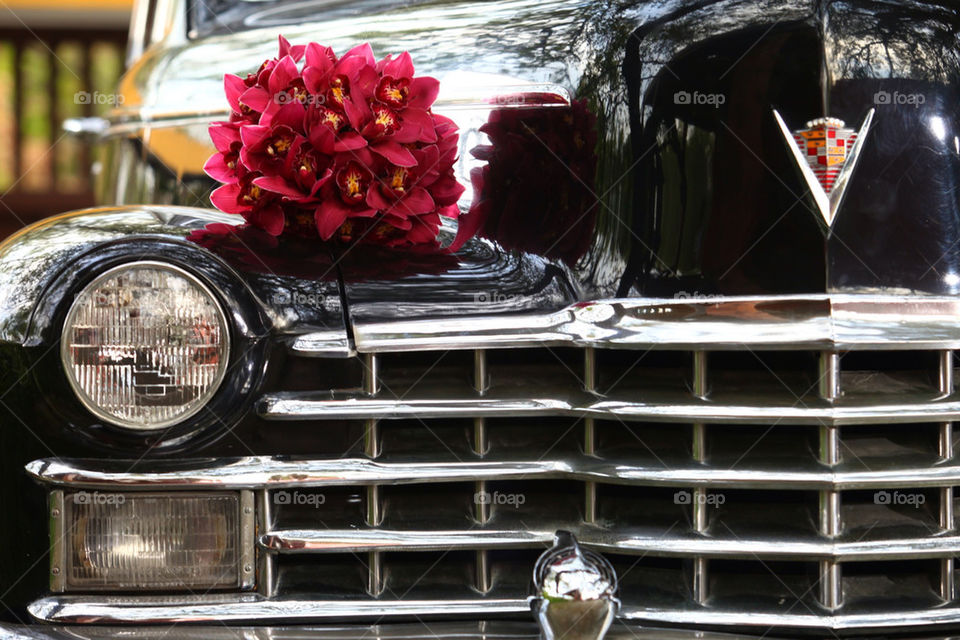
[1, 0, 959, 639]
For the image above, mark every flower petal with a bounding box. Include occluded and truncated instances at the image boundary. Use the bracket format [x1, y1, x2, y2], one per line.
[389, 186, 434, 216]
[254, 175, 305, 198]
[240, 124, 271, 149]
[305, 42, 336, 74]
[303, 65, 331, 94]
[332, 131, 369, 152]
[224, 74, 247, 112]
[408, 76, 440, 109]
[382, 51, 414, 78]
[268, 55, 299, 94]
[248, 202, 286, 236]
[203, 153, 237, 183]
[240, 86, 271, 113]
[371, 140, 417, 167]
[342, 42, 375, 65]
[447, 167, 489, 252]
[210, 183, 245, 214]
[400, 107, 437, 143]
[278, 36, 306, 62]
[430, 174, 465, 206]
[314, 199, 350, 240]
[392, 117, 424, 144]
[342, 96, 370, 131]
[366, 186, 391, 211]
[308, 125, 339, 155]
[209, 124, 240, 152]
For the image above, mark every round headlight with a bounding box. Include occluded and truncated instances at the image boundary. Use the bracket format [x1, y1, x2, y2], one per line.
[61, 261, 230, 430]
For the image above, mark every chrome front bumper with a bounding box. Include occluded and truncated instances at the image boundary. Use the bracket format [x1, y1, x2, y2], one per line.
[0, 622, 774, 640]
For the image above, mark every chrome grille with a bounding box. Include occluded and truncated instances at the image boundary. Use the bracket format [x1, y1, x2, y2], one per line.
[27, 297, 960, 632]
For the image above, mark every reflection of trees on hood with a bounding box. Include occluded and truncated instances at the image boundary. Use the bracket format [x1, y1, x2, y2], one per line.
[826, 1, 960, 81]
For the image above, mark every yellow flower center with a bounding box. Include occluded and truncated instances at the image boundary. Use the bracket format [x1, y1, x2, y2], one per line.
[390, 167, 407, 192]
[375, 109, 395, 127]
[324, 110, 344, 129]
[344, 172, 362, 196]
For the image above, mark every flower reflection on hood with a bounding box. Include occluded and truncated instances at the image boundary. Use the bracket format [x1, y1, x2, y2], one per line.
[453, 99, 599, 265]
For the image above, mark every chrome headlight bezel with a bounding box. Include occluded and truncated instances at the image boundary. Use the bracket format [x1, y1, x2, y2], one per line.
[59, 260, 232, 431]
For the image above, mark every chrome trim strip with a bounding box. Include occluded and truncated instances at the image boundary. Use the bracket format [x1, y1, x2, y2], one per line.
[27, 456, 960, 491]
[343, 295, 960, 353]
[288, 331, 356, 358]
[48, 491, 64, 593]
[28, 596, 530, 624]
[29, 595, 960, 630]
[259, 528, 960, 561]
[0, 621, 776, 640]
[619, 604, 960, 630]
[239, 491, 257, 591]
[258, 391, 960, 425]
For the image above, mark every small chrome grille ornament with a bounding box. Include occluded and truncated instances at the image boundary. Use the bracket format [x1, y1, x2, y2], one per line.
[773, 108, 875, 231]
[532, 531, 620, 640]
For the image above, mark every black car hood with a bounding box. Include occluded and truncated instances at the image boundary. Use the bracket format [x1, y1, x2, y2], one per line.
[319, 0, 960, 324]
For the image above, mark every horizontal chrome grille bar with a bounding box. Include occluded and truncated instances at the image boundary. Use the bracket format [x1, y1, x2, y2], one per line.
[27, 596, 529, 624]
[344, 295, 960, 353]
[30, 595, 960, 631]
[258, 390, 960, 425]
[260, 527, 960, 561]
[27, 456, 960, 490]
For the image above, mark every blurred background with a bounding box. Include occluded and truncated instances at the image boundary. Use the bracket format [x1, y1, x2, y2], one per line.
[0, 0, 130, 239]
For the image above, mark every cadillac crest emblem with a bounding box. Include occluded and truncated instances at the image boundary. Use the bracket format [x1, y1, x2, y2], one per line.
[773, 109, 875, 231]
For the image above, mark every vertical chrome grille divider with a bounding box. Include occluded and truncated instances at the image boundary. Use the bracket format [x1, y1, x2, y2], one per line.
[692, 350, 708, 605]
[818, 351, 842, 611]
[49, 490, 65, 593]
[256, 488, 274, 597]
[584, 347, 598, 525]
[473, 349, 491, 593]
[364, 353, 383, 596]
[941, 350, 955, 601]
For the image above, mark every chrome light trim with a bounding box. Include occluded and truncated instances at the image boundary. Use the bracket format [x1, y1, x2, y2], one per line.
[288, 331, 356, 358]
[339, 295, 960, 353]
[49, 491, 65, 593]
[59, 260, 231, 431]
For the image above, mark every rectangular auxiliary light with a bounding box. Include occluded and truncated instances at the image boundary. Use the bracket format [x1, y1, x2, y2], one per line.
[50, 490, 254, 592]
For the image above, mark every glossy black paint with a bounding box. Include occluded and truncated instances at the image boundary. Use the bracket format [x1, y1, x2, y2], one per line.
[617, 0, 960, 297]
[248, 0, 960, 320]
[4, 0, 960, 626]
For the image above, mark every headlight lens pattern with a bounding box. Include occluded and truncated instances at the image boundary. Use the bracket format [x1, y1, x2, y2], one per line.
[65, 492, 241, 590]
[61, 262, 229, 430]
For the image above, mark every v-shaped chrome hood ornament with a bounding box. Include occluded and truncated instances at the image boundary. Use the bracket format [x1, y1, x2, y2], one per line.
[773, 108, 875, 231]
